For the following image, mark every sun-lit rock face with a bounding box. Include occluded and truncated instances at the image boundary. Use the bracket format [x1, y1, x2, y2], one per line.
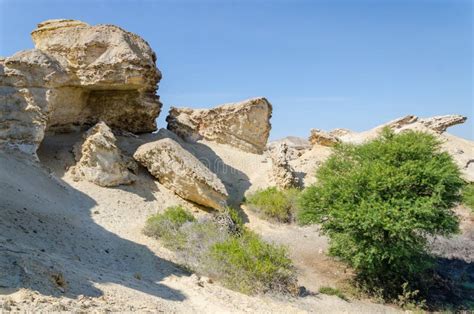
[133, 138, 229, 209]
[0, 19, 162, 155]
[70, 122, 136, 187]
[269, 143, 300, 189]
[166, 97, 272, 154]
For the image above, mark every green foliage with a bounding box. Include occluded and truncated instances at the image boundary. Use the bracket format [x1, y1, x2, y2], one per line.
[298, 129, 463, 297]
[318, 286, 348, 301]
[245, 187, 301, 223]
[143, 206, 196, 248]
[462, 183, 474, 211]
[144, 207, 297, 296]
[207, 229, 297, 294]
[226, 206, 244, 227]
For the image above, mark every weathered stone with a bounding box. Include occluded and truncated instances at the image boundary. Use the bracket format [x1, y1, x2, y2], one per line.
[0, 19, 162, 155]
[329, 128, 353, 137]
[267, 136, 311, 161]
[167, 97, 272, 154]
[70, 122, 136, 187]
[309, 129, 340, 147]
[133, 138, 228, 209]
[418, 115, 467, 133]
[270, 143, 300, 189]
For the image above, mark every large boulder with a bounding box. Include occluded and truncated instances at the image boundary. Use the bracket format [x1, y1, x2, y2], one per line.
[166, 97, 272, 154]
[0, 19, 161, 155]
[70, 122, 136, 187]
[134, 138, 228, 209]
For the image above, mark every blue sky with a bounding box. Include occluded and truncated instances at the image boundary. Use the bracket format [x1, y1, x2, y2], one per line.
[1, 0, 472, 140]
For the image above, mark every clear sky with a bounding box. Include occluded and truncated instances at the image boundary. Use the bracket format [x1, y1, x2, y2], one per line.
[1, 0, 472, 140]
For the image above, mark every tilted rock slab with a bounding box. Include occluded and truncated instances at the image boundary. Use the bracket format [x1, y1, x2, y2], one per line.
[71, 122, 136, 187]
[1, 19, 161, 155]
[166, 97, 272, 154]
[134, 138, 228, 209]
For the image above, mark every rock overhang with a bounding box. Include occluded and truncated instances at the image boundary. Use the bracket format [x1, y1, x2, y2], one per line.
[0, 19, 162, 155]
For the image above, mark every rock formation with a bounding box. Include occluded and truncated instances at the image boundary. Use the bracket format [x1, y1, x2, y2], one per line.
[1, 19, 161, 155]
[133, 138, 228, 209]
[70, 122, 136, 187]
[270, 143, 300, 189]
[418, 115, 467, 133]
[267, 136, 311, 160]
[166, 97, 272, 154]
[309, 115, 472, 182]
[308, 129, 340, 147]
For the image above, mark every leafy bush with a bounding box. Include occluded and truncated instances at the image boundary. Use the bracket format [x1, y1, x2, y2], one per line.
[206, 229, 297, 295]
[462, 183, 474, 211]
[298, 129, 463, 297]
[144, 206, 297, 295]
[245, 187, 300, 222]
[318, 286, 347, 300]
[143, 206, 196, 248]
[176, 219, 229, 268]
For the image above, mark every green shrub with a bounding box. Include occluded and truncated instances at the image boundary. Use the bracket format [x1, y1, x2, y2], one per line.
[318, 286, 347, 300]
[176, 219, 229, 268]
[298, 129, 463, 297]
[206, 229, 297, 295]
[144, 207, 297, 296]
[462, 183, 474, 211]
[245, 187, 300, 222]
[143, 206, 196, 248]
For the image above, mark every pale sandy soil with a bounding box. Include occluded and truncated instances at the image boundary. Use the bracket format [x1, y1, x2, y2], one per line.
[2, 130, 472, 312]
[0, 132, 403, 313]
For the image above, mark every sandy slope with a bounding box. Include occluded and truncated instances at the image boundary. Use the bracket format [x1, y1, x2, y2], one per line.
[0, 132, 403, 313]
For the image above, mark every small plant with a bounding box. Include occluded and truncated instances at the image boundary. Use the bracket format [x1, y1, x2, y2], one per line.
[318, 286, 348, 301]
[206, 229, 297, 295]
[245, 187, 300, 223]
[462, 183, 474, 211]
[298, 129, 463, 299]
[51, 272, 66, 291]
[144, 206, 297, 296]
[397, 282, 426, 310]
[143, 206, 196, 248]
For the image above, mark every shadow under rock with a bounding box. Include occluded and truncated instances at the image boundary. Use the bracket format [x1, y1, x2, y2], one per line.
[0, 151, 186, 301]
[128, 129, 253, 209]
[115, 168, 160, 202]
[184, 141, 251, 208]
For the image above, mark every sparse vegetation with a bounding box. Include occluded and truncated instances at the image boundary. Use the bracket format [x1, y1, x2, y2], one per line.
[143, 205, 196, 248]
[144, 206, 297, 295]
[462, 183, 474, 211]
[318, 286, 347, 301]
[245, 187, 301, 223]
[207, 229, 297, 295]
[298, 129, 464, 300]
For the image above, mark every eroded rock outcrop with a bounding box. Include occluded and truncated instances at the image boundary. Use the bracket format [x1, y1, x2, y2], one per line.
[134, 138, 228, 209]
[1, 19, 161, 155]
[166, 97, 272, 154]
[270, 143, 300, 189]
[70, 122, 136, 187]
[308, 114, 472, 182]
[309, 129, 340, 147]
